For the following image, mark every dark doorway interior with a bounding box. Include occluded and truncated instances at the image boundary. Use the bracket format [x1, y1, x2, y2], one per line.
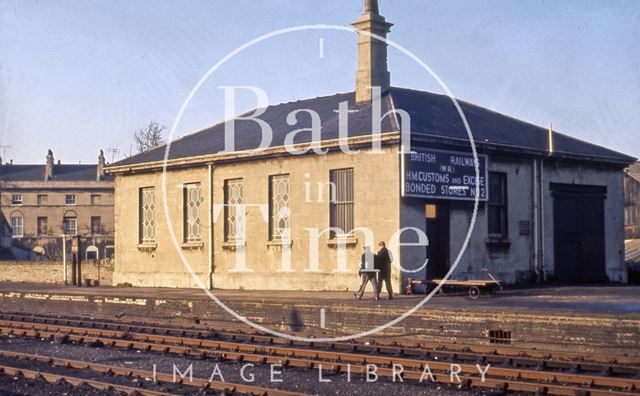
[426, 202, 450, 280]
[552, 184, 607, 283]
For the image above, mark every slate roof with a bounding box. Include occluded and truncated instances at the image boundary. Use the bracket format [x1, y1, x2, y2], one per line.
[110, 87, 636, 168]
[0, 164, 113, 182]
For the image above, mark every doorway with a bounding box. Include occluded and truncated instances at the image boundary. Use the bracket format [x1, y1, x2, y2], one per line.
[425, 202, 450, 280]
[552, 184, 607, 283]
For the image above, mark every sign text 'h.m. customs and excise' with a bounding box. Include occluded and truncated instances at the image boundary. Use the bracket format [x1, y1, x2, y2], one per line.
[402, 148, 489, 201]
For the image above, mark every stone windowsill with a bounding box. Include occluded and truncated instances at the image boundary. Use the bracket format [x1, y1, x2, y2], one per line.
[182, 241, 204, 249]
[137, 243, 157, 251]
[266, 240, 293, 247]
[222, 241, 246, 250]
[326, 237, 358, 247]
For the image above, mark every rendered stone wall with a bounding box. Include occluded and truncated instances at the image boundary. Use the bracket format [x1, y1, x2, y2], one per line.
[401, 154, 628, 285]
[542, 161, 627, 282]
[112, 146, 402, 291]
[0, 260, 114, 285]
[113, 166, 211, 288]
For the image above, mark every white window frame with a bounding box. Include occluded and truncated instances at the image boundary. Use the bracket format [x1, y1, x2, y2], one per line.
[11, 194, 23, 205]
[183, 183, 203, 243]
[65, 194, 76, 205]
[224, 179, 244, 242]
[63, 216, 77, 236]
[11, 215, 23, 238]
[329, 168, 354, 238]
[269, 175, 290, 241]
[140, 187, 155, 244]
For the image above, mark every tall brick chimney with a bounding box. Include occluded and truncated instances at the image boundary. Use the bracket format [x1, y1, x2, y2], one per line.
[97, 149, 105, 181]
[45, 149, 54, 180]
[352, 0, 393, 103]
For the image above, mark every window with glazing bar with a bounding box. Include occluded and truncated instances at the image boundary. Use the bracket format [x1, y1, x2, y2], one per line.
[329, 168, 354, 238]
[11, 215, 23, 237]
[269, 175, 290, 241]
[63, 216, 77, 236]
[488, 172, 508, 239]
[139, 187, 155, 244]
[11, 194, 22, 205]
[224, 179, 243, 242]
[183, 183, 203, 243]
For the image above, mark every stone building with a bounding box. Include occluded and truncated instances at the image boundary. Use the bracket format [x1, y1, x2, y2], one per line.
[107, 1, 635, 290]
[0, 150, 115, 261]
[624, 162, 640, 283]
[624, 162, 640, 240]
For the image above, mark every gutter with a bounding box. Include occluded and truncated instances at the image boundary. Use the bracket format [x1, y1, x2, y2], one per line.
[105, 132, 402, 175]
[410, 134, 636, 167]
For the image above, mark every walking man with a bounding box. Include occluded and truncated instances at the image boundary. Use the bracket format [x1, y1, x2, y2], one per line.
[376, 241, 393, 299]
[355, 246, 380, 301]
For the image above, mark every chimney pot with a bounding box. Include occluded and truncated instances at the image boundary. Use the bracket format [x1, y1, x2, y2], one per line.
[365, 0, 379, 14]
[45, 149, 54, 180]
[97, 149, 106, 181]
[353, 0, 392, 103]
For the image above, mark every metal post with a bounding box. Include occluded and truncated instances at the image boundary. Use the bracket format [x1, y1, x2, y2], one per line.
[207, 163, 214, 290]
[77, 252, 82, 286]
[62, 234, 67, 285]
[71, 252, 77, 286]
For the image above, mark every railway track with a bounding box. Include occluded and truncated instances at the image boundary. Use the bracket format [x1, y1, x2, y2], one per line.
[2, 311, 638, 367]
[0, 349, 307, 396]
[0, 363, 174, 396]
[0, 313, 638, 395]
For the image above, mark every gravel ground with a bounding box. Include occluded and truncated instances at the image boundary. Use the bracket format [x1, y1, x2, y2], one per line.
[0, 374, 129, 396]
[0, 335, 499, 396]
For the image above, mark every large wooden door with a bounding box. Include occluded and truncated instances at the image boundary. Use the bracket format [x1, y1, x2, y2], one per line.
[552, 184, 606, 283]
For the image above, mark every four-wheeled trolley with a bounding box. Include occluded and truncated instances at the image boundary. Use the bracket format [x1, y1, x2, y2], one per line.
[406, 277, 502, 299]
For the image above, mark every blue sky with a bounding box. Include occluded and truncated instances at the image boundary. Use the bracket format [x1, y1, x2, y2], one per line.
[0, 0, 638, 164]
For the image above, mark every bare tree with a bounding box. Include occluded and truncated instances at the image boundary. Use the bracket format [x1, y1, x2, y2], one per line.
[43, 239, 62, 260]
[133, 121, 165, 153]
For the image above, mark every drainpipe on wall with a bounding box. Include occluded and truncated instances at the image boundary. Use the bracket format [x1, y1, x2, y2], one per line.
[539, 159, 547, 282]
[539, 123, 554, 282]
[207, 163, 214, 290]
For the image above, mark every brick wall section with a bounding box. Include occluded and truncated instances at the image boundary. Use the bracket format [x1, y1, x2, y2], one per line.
[0, 261, 113, 285]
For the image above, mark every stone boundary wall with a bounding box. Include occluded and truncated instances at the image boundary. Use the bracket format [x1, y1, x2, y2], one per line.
[0, 261, 113, 285]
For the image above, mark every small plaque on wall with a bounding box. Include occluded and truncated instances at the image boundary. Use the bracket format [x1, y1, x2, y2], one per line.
[519, 221, 531, 236]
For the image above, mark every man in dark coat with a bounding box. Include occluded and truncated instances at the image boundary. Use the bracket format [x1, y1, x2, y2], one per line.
[355, 246, 379, 301]
[376, 241, 393, 299]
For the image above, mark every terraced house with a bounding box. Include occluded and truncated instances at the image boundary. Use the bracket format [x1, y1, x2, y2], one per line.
[107, 1, 635, 290]
[0, 150, 114, 261]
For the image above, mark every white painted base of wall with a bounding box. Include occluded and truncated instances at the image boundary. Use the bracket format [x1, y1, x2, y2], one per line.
[113, 270, 402, 292]
[112, 272, 208, 289]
